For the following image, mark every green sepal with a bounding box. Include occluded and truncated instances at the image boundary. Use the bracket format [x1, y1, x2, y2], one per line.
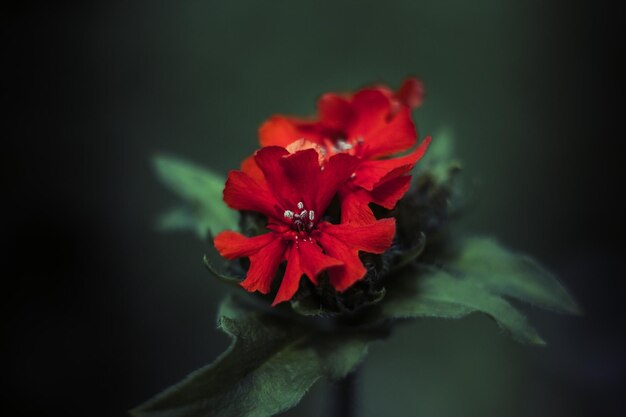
[202, 254, 241, 288]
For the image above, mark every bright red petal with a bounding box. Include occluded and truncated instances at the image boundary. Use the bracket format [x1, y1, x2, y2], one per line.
[241, 237, 288, 295]
[316, 153, 360, 213]
[346, 89, 390, 143]
[259, 115, 326, 148]
[320, 218, 395, 254]
[297, 239, 343, 284]
[278, 149, 320, 211]
[272, 239, 342, 305]
[371, 85, 395, 102]
[395, 77, 425, 109]
[279, 149, 358, 214]
[240, 155, 266, 186]
[259, 116, 304, 148]
[213, 231, 276, 259]
[370, 175, 412, 209]
[358, 106, 418, 160]
[272, 244, 302, 305]
[339, 185, 377, 225]
[223, 170, 280, 220]
[352, 136, 432, 190]
[315, 219, 395, 291]
[338, 175, 412, 226]
[317, 93, 352, 132]
[317, 238, 366, 292]
[254, 146, 299, 207]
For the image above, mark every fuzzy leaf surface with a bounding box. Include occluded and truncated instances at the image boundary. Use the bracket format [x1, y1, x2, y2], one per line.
[383, 237, 579, 344]
[154, 155, 238, 238]
[131, 296, 372, 417]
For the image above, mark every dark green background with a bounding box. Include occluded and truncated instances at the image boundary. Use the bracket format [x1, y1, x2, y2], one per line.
[4, 1, 623, 416]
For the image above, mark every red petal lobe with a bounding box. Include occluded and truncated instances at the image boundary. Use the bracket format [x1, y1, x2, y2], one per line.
[279, 149, 321, 211]
[347, 89, 391, 141]
[315, 219, 395, 291]
[395, 77, 425, 109]
[339, 185, 377, 225]
[213, 231, 276, 259]
[272, 244, 302, 305]
[370, 175, 412, 209]
[254, 146, 299, 207]
[359, 107, 417, 160]
[317, 93, 352, 132]
[259, 116, 303, 148]
[240, 155, 266, 186]
[241, 237, 288, 295]
[223, 170, 280, 220]
[314, 231, 366, 292]
[297, 239, 343, 284]
[353, 135, 431, 190]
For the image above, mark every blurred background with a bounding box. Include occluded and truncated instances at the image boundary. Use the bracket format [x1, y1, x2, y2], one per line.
[3, 1, 623, 416]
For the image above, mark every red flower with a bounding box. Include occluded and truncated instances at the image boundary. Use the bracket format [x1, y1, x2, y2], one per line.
[374, 76, 426, 113]
[214, 146, 396, 306]
[255, 77, 431, 225]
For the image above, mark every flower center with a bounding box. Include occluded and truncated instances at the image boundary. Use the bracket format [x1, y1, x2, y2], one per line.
[333, 138, 353, 152]
[283, 201, 315, 233]
[325, 136, 365, 158]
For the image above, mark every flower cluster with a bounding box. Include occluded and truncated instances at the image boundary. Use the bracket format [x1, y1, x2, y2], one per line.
[214, 78, 431, 306]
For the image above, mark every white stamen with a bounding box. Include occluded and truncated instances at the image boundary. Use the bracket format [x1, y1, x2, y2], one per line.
[336, 139, 353, 151]
[284, 202, 315, 232]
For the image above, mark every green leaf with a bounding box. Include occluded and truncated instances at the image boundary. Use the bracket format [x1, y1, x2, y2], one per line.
[153, 155, 238, 238]
[422, 127, 454, 164]
[418, 127, 460, 182]
[453, 238, 581, 314]
[157, 207, 199, 232]
[131, 296, 373, 417]
[385, 267, 545, 344]
[383, 237, 580, 345]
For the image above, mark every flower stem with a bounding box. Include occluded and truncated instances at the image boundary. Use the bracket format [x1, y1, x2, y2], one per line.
[332, 370, 358, 417]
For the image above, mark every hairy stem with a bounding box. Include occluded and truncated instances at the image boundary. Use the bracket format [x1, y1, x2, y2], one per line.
[332, 370, 358, 417]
